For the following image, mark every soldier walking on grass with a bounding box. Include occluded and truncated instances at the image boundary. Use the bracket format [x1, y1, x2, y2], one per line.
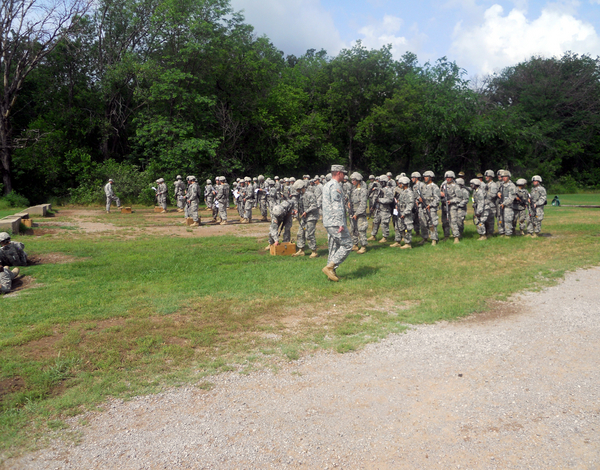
[104, 179, 121, 213]
[529, 175, 547, 237]
[322, 165, 353, 282]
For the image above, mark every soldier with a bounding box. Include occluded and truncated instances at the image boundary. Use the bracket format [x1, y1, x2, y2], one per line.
[185, 176, 200, 226]
[529, 175, 547, 237]
[470, 179, 489, 241]
[455, 178, 469, 238]
[313, 177, 323, 218]
[104, 179, 121, 213]
[368, 175, 393, 243]
[155, 178, 168, 212]
[252, 177, 259, 208]
[291, 180, 319, 258]
[497, 170, 517, 236]
[204, 179, 217, 222]
[348, 172, 369, 254]
[182, 176, 192, 221]
[0, 232, 27, 266]
[256, 175, 268, 221]
[241, 176, 255, 223]
[513, 179, 533, 236]
[265, 200, 295, 250]
[386, 172, 396, 188]
[343, 175, 352, 199]
[289, 177, 298, 200]
[440, 171, 461, 243]
[0, 265, 19, 294]
[496, 169, 504, 228]
[417, 171, 440, 246]
[235, 180, 244, 218]
[266, 178, 278, 210]
[174, 175, 187, 213]
[215, 176, 229, 225]
[483, 170, 497, 236]
[410, 172, 424, 237]
[367, 175, 376, 215]
[390, 176, 414, 249]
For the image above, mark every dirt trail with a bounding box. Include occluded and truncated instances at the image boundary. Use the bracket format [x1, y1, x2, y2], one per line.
[6, 268, 600, 469]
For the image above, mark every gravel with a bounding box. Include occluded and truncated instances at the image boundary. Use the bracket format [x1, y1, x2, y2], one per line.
[6, 268, 600, 469]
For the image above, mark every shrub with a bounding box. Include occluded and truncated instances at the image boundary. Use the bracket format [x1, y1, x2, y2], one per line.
[2, 191, 30, 208]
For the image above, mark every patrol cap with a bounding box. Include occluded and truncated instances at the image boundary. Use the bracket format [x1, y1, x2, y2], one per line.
[516, 178, 527, 186]
[411, 171, 421, 178]
[330, 164, 348, 174]
[369, 174, 376, 180]
[292, 180, 305, 191]
[0, 232, 10, 242]
[476, 173, 484, 178]
[456, 178, 465, 185]
[176, 175, 182, 180]
[399, 176, 410, 185]
[423, 170, 435, 178]
[470, 178, 481, 186]
[379, 174, 388, 182]
[444, 171, 455, 179]
[485, 170, 495, 177]
[532, 175, 542, 182]
[350, 172, 363, 181]
[458, 171, 465, 177]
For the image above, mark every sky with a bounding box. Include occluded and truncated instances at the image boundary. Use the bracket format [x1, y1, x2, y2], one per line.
[229, 0, 600, 76]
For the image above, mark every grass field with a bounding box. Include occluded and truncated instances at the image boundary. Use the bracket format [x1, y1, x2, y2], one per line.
[1, 194, 600, 457]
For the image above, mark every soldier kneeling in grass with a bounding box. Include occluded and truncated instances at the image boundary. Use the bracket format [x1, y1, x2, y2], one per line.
[0, 266, 19, 294]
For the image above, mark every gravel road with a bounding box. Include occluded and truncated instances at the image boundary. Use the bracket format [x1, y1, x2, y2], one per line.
[6, 268, 600, 469]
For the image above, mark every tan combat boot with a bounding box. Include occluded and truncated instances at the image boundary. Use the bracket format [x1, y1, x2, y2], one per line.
[389, 242, 401, 247]
[367, 235, 377, 241]
[292, 249, 305, 257]
[478, 235, 487, 241]
[400, 243, 412, 249]
[240, 218, 248, 224]
[357, 246, 366, 254]
[11, 267, 20, 276]
[161, 209, 167, 213]
[177, 209, 184, 213]
[309, 251, 319, 258]
[220, 220, 227, 225]
[351, 244, 359, 252]
[322, 262, 339, 282]
[265, 245, 271, 251]
[431, 240, 437, 246]
[379, 237, 387, 243]
[454, 237, 460, 244]
[190, 221, 199, 227]
[531, 233, 538, 238]
[261, 216, 268, 222]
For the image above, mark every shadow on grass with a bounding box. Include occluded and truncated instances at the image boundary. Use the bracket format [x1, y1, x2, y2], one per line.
[344, 265, 380, 280]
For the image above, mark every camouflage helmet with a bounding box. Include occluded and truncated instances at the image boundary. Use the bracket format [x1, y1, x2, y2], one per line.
[386, 172, 392, 177]
[395, 175, 402, 181]
[379, 174, 388, 182]
[516, 178, 527, 186]
[271, 205, 284, 218]
[188, 176, 196, 181]
[290, 177, 296, 182]
[236, 177, 241, 182]
[484, 170, 495, 177]
[108, 178, 114, 183]
[532, 175, 542, 182]
[326, 173, 332, 180]
[292, 180, 305, 191]
[283, 177, 289, 183]
[423, 170, 435, 178]
[176, 175, 182, 180]
[274, 176, 280, 180]
[502, 170, 511, 178]
[496, 169, 503, 177]
[456, 178, 465, 185]
[257, 175, 264, 182]
[0, 232, 10, 242]
[400, 173, 406, 178]
[411, 171, 421, 179]
[253, 177, 257, 182]
[206, 179, 212, 184]
[369, 174, 376, 180]
[220, 176, 227, 182]
[470, 178, 481, 187]
[444, 171, 455, 179]
[350, 172, 363, 181]
[476, 173, 484, 178]
[244, 176, 251, 182]
[399, 176, 410, 185]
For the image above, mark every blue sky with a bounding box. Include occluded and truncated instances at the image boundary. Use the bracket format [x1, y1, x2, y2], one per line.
[230, 0, 600, 76]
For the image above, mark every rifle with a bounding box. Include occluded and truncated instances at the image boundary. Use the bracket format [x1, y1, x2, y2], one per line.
[416, 186, 434, 231]
[441, 181, 452, 227]
[527, 193, 536, 220]
[369, 183, 382, 219]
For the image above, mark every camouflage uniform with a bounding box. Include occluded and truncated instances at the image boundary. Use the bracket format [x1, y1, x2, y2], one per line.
[411, 180, 426, 237]
[0, 266, 18, 294]
[269, 200, 294, 244]
[104, 182, 121, 212]
[266, 181, 279, 210]
[472, 183, 490, 236]
[514, 186, 533, 235]
[484, 179, 498, 236]
[370, 181, 394, 239]
[456, 183, 470, 237]
[349, 181, 369, 247]
[313, 182, 323, 218]
[296, 188, 319, 251]
[257, 180, 268, 219]
[441, 181, 461, 239]
[243, 181, 255, 221]
[322, 178, 352, 269]
[529, 183, 547, 234]
[393, 185, 414, 244]
[186, 179, 200, 222]
[0, 241, 27, 266]
[204, 182, 217, 220]
[174, 179, 187, 210]
[420, 181, 441, 241]
[215, 181, 229, 222]
[498, 178, 517, 236]
[156, 180, 168, 210]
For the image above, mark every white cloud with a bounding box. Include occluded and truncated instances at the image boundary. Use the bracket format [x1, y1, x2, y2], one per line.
[451, 4, 600, 75]
[230, 0, 345, 57]
[354, 14, 426, 58]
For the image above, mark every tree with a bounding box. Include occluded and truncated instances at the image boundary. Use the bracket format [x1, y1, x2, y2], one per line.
[0, 0, 92, 194]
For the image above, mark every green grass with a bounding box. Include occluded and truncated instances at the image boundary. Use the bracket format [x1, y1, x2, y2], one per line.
[1, 195, 600, 458]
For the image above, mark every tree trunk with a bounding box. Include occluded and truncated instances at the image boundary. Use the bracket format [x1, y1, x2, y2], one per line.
[0, 115, 13, 195]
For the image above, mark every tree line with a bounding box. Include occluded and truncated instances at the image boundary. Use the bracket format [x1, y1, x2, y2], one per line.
[2, 0, 600, 204]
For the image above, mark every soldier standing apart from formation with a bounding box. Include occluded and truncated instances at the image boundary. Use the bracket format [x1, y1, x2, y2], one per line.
[104, 179, 121, 213]
[265, 200, 295, 250]
[514, 179, 533, 236]
[455, 178, 469, 238]
[174, 175, 187, 213]
[483, 170, 497, 236]
[241, 176, 255, 223]
[529, 175, 546, 237]
[155, 178, 168, 212]
[185, 176, 200, 226]
[322, 165, 353, 282]
[390, 177, 414, 249]
[471, 179, 490, 240]
[215, 176, 229, 225]
[349, 172, 368, 254]
[440, 171, 461, 243]
[291, 180, 319, 258]
[417, 171, 441, 246]
[497, 170, 517, 236]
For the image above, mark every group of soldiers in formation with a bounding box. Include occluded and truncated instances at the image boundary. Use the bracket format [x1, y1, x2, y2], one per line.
[0, 231, 27, 294]
[103, 168, 547, 259]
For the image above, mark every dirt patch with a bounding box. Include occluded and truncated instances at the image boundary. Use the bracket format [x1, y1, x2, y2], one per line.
[0, 376, 26, 400]
[28, 253, 82, 265]
[460, 300, 524, 324]
[10, 275, 37, 292]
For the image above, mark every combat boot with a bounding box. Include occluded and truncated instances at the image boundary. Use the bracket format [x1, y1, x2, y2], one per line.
[478, 235, 487, 241]
[531, 233, 538, 238]
[431, 240, 437, 246]
[389, 242, 401, 247]
[367, 235, 377, 241]
[322, 262, 339, 282]
[454, 237, 460, 244]
[443, 236, 449, 242]
[309, 251, 319, 258]
[220, 220, 227, 225]
[379, 237, 387, 243]
[357, 246, 367, 254]
[292, 249, 305, 257]
[161, 209, 167, 213]
[351, 244, 359, 252]
[190, 221, 199, 227]
[240, 218, 248, 224]
[11, 267, 20, 276]
[400, 243, 412, 249]
[265, 245, 271, 251]
[261, 216, 268, 222]
[177, 209, 184, 213]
